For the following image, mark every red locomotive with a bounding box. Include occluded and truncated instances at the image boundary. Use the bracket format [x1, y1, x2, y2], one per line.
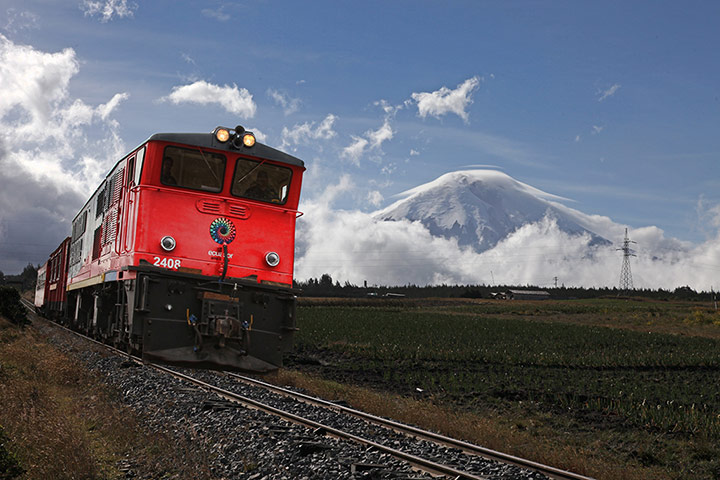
[36, 126, 305, 372]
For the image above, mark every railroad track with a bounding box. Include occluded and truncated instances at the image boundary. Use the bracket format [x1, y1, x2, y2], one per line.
[222, 372, 595, 480]
[21, 299, 595, 480]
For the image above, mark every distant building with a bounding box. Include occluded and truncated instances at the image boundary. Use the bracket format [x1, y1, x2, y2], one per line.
[506, 289, 550, 300]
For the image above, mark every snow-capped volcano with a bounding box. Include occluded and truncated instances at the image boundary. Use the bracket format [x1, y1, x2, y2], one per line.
[374, 170, 611, 252]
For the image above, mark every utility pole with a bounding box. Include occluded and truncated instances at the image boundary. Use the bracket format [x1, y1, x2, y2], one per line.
[617, 228, 636, 294]
[553, 276, 558, 288]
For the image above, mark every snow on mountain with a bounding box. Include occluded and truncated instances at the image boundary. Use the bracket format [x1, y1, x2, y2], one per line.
[374, 169, 612, 253]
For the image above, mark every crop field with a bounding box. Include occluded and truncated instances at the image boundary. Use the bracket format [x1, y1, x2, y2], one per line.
[290, 298, 720, 480]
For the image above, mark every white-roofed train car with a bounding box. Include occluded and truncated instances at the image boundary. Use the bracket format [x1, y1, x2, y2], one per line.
[34, 262, 47, 312]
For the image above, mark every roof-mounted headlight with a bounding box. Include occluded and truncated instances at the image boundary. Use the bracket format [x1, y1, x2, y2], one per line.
[215, 125, 254, 149]
[214, 127, 230, 143]
[242, 133, 256, 147]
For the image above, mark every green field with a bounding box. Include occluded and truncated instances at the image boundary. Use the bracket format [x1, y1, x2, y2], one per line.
[291, 298, 720, 480]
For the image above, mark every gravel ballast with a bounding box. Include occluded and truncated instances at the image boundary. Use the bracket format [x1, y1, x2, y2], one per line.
[37, 320, 553, 480]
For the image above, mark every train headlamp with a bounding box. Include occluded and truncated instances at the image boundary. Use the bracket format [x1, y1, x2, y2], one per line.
[160, 235, 176, 251]
[215, 128, 230, 142]
[265, 252, 280, 267]
[215, 125, 257, 149]
[231, 132, 256, 149]
[242, 133, 256, 147]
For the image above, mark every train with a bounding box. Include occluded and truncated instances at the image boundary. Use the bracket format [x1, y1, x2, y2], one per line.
[34, 125, 305, 372]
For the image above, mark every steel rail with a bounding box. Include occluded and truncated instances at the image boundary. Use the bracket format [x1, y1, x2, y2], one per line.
[225, 372, 595, 480]
[151, 363, 488, 480]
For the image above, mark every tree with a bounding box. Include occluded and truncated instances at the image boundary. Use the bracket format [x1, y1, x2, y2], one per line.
[19, 263, 37, 291]
[319, 273, 333, 289]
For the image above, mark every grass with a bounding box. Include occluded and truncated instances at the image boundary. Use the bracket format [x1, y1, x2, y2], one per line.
[0, 315, 213, 480]
[285, 298, 720, 480]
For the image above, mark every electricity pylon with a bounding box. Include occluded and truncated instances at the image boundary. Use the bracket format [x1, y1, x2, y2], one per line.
[617, 228, 636, 293]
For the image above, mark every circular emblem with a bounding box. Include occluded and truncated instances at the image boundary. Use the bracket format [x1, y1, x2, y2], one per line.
[209, 217, 236, 245]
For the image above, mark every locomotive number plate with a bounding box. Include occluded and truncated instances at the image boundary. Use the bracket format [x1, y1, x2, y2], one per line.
[153, 256, 181, 269]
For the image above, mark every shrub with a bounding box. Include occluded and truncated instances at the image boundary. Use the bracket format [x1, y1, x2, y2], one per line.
[0, 287, 28, 327]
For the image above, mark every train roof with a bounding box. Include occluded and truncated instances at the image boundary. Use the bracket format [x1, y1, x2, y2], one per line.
[147, 132, 305, 168]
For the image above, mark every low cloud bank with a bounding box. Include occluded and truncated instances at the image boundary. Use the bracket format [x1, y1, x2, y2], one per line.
[296, 192, 720, 291]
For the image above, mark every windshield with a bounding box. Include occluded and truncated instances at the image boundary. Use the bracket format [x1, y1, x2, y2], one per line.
[231, 157, 292, 204]
[161, 146, 226, 192]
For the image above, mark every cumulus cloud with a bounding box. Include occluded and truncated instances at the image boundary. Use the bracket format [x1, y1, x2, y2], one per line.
[0, 35, 128, 273]
[598, 83, 621, 102]
[411, 76, 480, 122]
[280, 114, 337, 150]
[81, 0, 137, 22]
[160, 80, 256, 117]
[267, 88, 300, 115]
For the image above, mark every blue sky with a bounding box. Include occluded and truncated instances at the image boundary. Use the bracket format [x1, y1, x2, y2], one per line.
[1, 0, 719, 286]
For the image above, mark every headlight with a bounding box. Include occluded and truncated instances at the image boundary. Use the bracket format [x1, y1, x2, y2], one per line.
[242, 133, 256, 147]
[160, 236, 176, 251]
[214, 128, 230, 142]
[265, 252, 280, 267]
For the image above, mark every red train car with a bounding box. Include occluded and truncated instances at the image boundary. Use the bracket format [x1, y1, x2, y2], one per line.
[42, 237, 70, 319]
[46, 126, 305, 372]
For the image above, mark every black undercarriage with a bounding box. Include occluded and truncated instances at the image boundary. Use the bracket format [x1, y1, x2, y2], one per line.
[66, 265, 298, 373]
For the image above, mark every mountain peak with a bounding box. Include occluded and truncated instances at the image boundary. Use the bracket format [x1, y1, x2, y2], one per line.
[375, 169, 608, 252]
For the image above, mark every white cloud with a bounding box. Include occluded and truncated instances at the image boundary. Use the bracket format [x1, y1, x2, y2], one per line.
[160, 80, 256, 117]
[181, 53, 196, 65]
[598, 83, 621, 102]
[3, 9, 39, 33]
[280, 113, 337, 150]
[295, 199, 720, 290]
[374, 99, 406, 116]
[367, 119, 393, 149]
[340, 119, 394, 165]
[341, 136, 369, 165]
[411, 76, 481, 122]
[81, 0, 137, 22]
[267, 88, 300, 115]
[0, 35, 128, 273]
[380, 163, 396, 175]
[202, 6, 230, 21]
[367, 190, 384, 207]
[410, 149, 420, 156]
[591, 125, 604, 135]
